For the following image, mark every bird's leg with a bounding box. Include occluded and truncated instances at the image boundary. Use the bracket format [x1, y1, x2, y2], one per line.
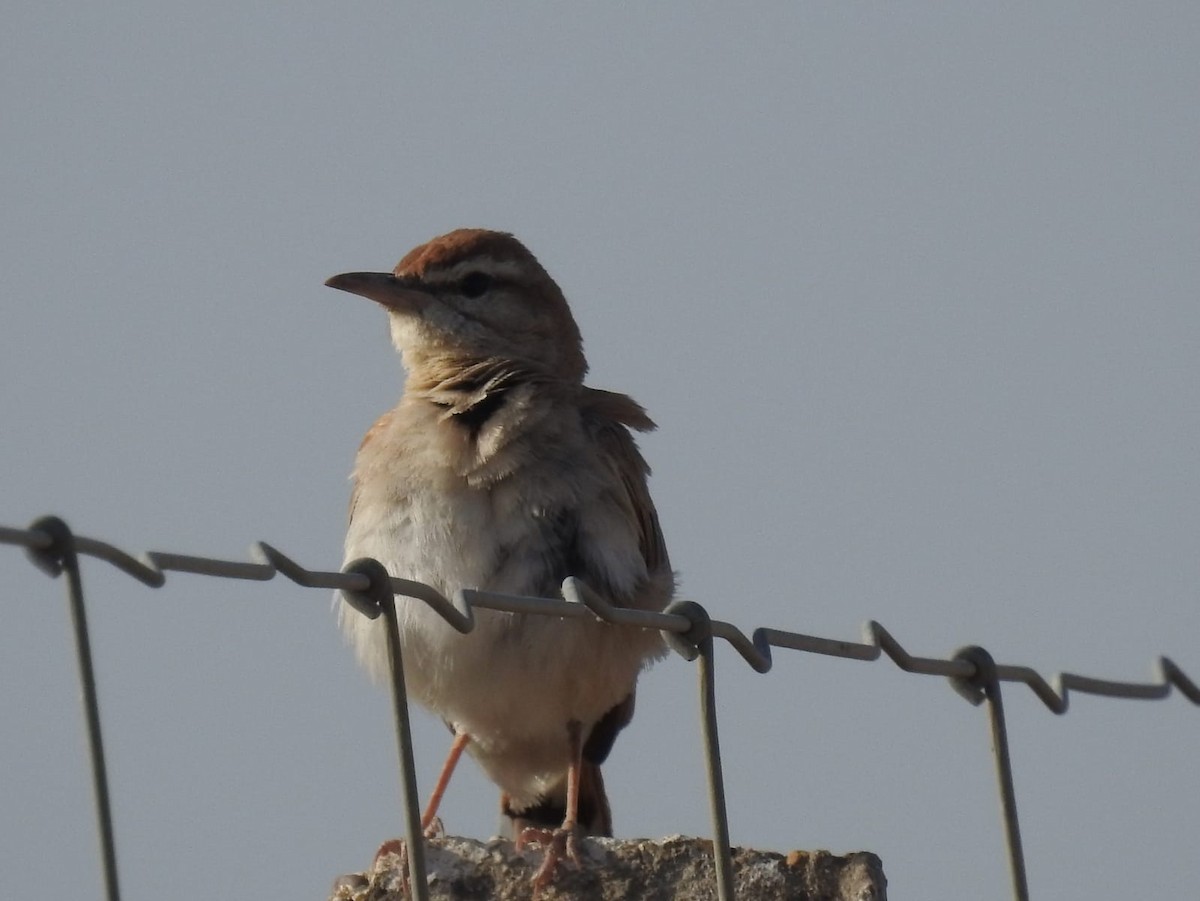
[371, 728, 472, 889]
[520, 720, 584, 887]
[420, 730, 471, 837]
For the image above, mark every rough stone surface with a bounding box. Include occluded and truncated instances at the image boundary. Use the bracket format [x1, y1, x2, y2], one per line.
[329, 835, 886, 900]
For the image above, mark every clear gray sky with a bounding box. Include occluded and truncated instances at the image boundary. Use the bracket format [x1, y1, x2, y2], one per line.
[3, 5, 1198, 899]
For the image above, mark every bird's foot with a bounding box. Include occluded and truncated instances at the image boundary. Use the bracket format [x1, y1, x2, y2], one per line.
[372, 839, 412, 898]
[518, 823, 582, 888]
[373, 838, 407, 866]
[422, 816, 445, 839]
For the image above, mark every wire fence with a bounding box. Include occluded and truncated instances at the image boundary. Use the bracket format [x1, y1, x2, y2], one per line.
[5, 514, 1199, 901]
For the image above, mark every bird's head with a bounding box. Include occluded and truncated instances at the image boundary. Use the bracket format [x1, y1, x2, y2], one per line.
[326, 229, 587, 384]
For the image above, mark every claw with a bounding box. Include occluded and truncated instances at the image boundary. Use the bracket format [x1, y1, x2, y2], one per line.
[520, 824, 582, 888]
[422, 816, 445, 839]
[370, 839, 413, 898]
[372, 838, 406, 865]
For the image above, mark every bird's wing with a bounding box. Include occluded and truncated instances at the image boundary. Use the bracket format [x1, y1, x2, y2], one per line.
[579, 387, 672, 579]
[574, 388, 672, 768]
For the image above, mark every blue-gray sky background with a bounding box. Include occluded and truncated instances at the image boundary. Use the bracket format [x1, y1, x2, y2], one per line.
[3, 5, 1198, 899]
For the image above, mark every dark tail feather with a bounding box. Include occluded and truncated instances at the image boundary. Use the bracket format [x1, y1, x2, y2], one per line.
[501, 761, 613, 837]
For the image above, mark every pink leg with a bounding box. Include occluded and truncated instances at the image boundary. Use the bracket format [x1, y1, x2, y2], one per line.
[521, 721, 585, 887]
[370, 729, 472, 892]
[421, 730, 470, 836]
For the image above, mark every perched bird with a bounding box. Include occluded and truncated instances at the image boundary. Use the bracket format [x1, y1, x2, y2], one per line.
[327, 229, 673, 884]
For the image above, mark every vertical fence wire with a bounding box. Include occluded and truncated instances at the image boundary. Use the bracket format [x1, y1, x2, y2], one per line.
[342, 557, 430, 901]
[24, 517, 122, 901]
[666, 600, 735, 900]
[696, 636, 735, 900]
[953, 646, 1030, 901]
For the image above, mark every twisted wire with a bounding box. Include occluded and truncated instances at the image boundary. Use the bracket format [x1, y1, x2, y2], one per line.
[3, 522, 1195, 713]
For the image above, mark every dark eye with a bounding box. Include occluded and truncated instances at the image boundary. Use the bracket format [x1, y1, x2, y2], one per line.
[460, 271, 492, 298]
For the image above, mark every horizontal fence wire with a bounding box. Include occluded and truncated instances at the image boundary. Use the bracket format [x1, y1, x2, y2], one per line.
[6, 521, 1196, 711]
[5, 517, 1199, 901]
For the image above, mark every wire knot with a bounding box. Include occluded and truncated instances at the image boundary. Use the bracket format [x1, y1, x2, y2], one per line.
[340, 557, 393, 621]
[25, 515, 76, 578]
[951, 644, 999, 706]
[663, 599, 714, 661]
